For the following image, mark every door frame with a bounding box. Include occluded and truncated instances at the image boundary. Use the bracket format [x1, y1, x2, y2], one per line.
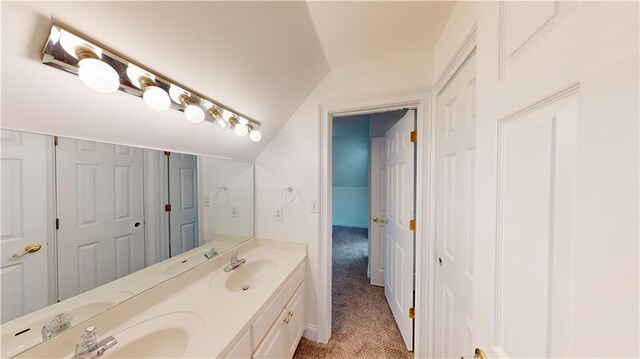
[318, 91, 431, 356]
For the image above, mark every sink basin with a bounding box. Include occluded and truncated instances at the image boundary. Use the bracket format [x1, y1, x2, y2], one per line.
[223, 259, 278, 293]
[103, 312, 203, 358]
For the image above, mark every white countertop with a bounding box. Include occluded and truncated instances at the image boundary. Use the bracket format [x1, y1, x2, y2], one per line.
[13, 238, 306, 358]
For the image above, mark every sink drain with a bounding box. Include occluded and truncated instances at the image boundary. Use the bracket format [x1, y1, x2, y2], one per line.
[242, 285, 250, 291]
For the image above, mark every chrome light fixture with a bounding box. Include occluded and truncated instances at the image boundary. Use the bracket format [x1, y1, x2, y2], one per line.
[41, 23, 262, 141]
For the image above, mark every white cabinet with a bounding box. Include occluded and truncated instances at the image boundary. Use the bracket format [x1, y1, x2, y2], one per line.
[253, 282, 305, 359]
[224, 329, 252, 359]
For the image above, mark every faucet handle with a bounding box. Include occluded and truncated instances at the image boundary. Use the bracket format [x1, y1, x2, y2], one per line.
[77, 325, 100, 348]
[44, 312, 74, 332]
[232, 251, 239, 261]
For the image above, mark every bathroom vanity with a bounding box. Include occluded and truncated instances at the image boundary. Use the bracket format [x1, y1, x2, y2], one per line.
[11, 238, 307, 358]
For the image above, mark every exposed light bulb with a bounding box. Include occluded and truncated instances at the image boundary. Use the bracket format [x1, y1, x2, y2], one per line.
[234, 122, 249, 137]
[249, 129, 262, 142]
[185, 104, 205, 123]
[139, 77, 170, 111]
[180, 95, 205, 123]
[77, 57, 120, 93]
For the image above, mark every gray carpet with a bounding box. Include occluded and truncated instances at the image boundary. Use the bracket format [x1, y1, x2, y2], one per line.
[293, 226, 412, 359]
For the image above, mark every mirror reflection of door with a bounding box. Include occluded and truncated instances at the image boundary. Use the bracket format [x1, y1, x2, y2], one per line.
[56, 138, 145, 301]
[1, 130, 52, 323]
[168, 152, 198, 256]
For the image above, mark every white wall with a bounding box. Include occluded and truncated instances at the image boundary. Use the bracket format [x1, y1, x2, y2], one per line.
[198, 158, 254, 239]
[254, 50, 433, 335]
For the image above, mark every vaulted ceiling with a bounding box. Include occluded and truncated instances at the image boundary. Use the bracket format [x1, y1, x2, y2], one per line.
[1, 1, 453, 161]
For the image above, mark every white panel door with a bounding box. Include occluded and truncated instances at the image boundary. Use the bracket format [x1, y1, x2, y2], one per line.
[434, 53, 476, 359]
[56, 139, 145, 300]
[474, 2, 639, 358]
[369, 137, 385, 287]
[1, 130, 50, 323]
[384, 109, 415, 350]
[169, 153, 198, 256]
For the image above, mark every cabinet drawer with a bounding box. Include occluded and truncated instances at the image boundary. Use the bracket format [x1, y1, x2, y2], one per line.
[251, 264, 305, 351]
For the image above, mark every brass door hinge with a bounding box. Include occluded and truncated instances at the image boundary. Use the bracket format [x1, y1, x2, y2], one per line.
[54, 136, 59, 146]
[409, 219, 416, 231]
[164, 204, 172, 212]
[410, 131, 417, 143]
[409, 307, 415, 319]
[164, 151, 171, 156]
[55, 218, 59, 230]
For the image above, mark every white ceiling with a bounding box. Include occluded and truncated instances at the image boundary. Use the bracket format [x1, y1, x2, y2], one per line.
[1, 1, 453, 161]
[307, 1, 455, 68]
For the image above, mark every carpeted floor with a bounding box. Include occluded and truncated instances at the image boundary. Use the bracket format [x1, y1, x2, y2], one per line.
[293, 226, 412, 359]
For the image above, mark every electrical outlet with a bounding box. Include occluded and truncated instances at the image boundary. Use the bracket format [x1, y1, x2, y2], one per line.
[231, 204, 239, 218]
[274, 206, 283, 221]
[310, 200, 319, 213]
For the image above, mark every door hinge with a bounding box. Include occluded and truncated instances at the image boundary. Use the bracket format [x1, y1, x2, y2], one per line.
[409, 307, 415, 319]
[55, 218, 59, 230]
[164, 204, 172, 212]
[410, 131, 417, 143]
[164, 151, 171, 156]
[54, 136, 58, 146]
[409, 219, 416, 231]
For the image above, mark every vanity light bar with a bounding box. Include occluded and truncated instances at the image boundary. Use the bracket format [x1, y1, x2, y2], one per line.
[40, 23, 262, 141]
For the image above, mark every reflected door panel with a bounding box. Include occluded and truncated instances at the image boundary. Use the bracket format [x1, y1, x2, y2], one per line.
[169, 153, 198, 256]
[56, 139, 145, 300]
[0, 130, 50, 323]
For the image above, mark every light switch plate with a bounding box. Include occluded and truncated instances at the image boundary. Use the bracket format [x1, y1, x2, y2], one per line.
[310, 200, 318, 213]
[274, 206, 283, 221]
[231, 204, 239, 218]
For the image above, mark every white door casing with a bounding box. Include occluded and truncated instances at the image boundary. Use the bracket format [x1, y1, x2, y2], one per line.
[56, 139, 145, 300]
[473, 2, 639, 358]
[1, 130, 51, 323]
[384, 109, 415, 351]
[434, 52, 476, 359]
[369, 137, 385, 287]
[168, 152, 198, 256]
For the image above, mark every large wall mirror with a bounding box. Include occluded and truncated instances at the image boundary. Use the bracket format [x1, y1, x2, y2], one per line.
[0, 129, 254, 356]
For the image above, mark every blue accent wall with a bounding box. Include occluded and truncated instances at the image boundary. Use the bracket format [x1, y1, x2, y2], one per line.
[332, 115, 370, 228]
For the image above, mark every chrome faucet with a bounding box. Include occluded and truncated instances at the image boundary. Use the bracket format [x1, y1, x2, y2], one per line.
[42, 313, 74, 340]
[204, 247, 218, 260]
[72, 326, 117, 359]
[224, 251, 246, 272]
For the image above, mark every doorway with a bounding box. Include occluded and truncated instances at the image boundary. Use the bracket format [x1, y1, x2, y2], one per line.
[317, 93, 430, 356]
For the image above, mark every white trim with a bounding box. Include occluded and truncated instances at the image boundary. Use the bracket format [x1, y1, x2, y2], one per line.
[318, 91, 430, 357]
[426, 25, 478, 359]
[47, 136, 58, 304]
[303, 323, 317, 342]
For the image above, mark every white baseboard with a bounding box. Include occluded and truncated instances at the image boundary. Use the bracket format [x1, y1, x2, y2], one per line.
[303, 323, 317, 342]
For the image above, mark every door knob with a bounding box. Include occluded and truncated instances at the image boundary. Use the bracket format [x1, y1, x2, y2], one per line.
[474, 348, 487, 359]
[371, 216, 385, 223]
[12, 243, 42, 258]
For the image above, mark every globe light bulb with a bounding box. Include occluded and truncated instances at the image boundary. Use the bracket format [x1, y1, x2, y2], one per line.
[234, 123, 249, 137]
[77, 58, 120, 93]
[249, 129, 262, 142]
[142, 85, 171, 111]
[184, 104, 205, 123]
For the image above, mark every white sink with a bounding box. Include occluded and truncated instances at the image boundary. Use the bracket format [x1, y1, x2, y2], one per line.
[103, 312, 203, 358]
[223, 259, 278, 293]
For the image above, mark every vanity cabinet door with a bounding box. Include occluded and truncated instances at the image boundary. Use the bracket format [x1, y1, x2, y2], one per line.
[285, 283, 305, 358]
[253, 310, 287, 359]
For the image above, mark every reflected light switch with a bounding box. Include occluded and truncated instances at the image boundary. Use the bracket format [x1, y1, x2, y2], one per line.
[274, 206, 283, 221]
